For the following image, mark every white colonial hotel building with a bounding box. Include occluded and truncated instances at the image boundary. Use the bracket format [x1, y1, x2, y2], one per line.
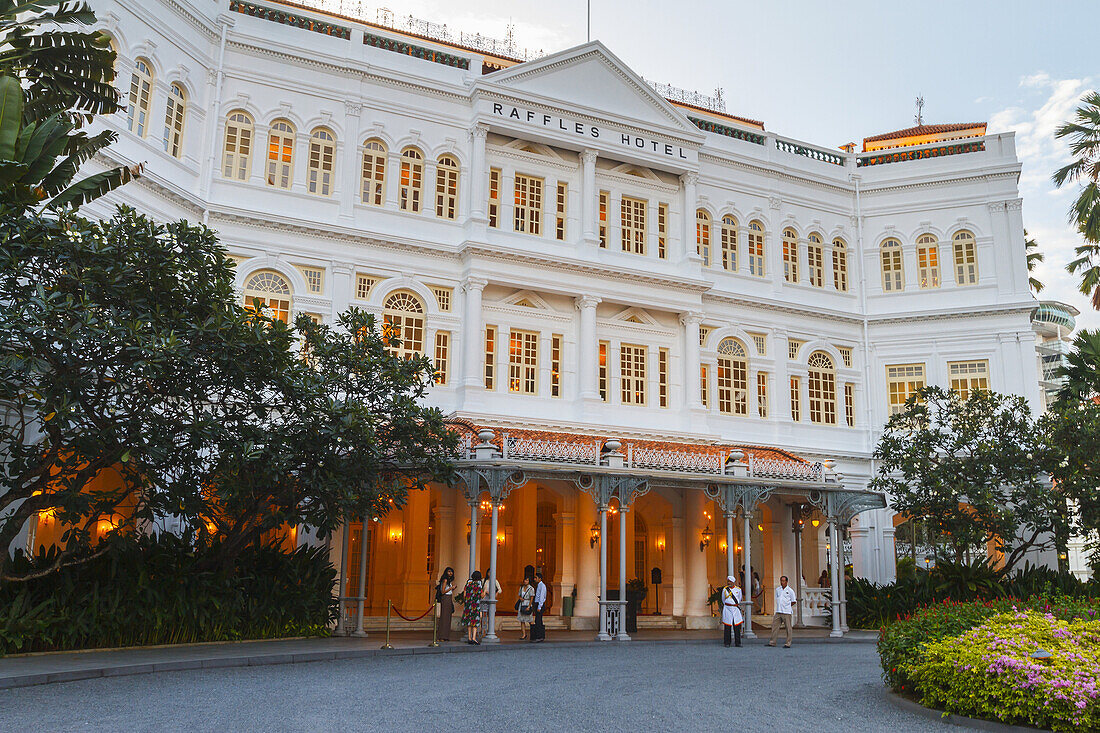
[65, 0, 1040, 637]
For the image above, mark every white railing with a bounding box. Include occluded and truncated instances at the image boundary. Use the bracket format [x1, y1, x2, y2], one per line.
[748, 456, 823, 482]
[801, 587, 831, 620]
[628, 446, 724, 474]
[503, 434, 600, 464]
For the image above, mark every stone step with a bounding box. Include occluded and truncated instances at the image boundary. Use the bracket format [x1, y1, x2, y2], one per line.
[634, 615, 684, 630]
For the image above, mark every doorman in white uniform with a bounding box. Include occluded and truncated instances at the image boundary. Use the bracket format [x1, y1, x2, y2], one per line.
[721, 575, 744, 647]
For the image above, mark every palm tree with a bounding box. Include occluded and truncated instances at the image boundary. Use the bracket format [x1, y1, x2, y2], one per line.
[1024, 229, 1044, 294]
[1065, 225, 1100, 309]
[0, 0, 139, 212]
[1056, 329, 1100, 402]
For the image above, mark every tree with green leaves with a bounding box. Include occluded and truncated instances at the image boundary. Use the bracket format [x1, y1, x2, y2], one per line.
[1055, 91, 1100, 307]
[1054, 329, 1100, 402]
[0, 0, 138, 212]
[1025, 229, 1044, 294]
[871, 386, 1066, 573]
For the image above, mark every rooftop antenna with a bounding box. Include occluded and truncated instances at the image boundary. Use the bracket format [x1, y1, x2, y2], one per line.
[587, 0, 591, 42]
[914, 94, 925, 126]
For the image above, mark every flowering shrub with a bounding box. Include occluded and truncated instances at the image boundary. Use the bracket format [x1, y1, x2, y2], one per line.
[908, 611, 1100, 731]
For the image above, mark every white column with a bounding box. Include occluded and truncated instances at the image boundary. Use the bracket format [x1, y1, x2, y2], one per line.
[725, 512, 735, 579]
[829, 519, 842, 638]
[793, 506, 804, 627]
[580, 149, 598, 246]
[680, 172, 698, 263]
[617, 505, 631, 641]
[575, 496, 599, 617]
[576, 295, 601, 400]
[384, 151, 401, 208]
[462, 278, 487, 388]
[469, 124, 488, 222]
[334, 520, 351, 634]
[684, 489, 708, 624]
[646, 344, 659, 408]
[484, 501, 500, 642]
[339, 102, 362, 220]
[331, 262, 353, 321]
[468, 499, 479, 580]
[681, 312, 704, 410]
[353, 515, 369, 637]
[742, 509, 755, 638]
[597, 503, 611, 640]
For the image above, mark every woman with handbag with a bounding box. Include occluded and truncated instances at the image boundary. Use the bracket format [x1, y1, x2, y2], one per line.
[435, 567, 455, 642]
[516, 574, 535, 640]
[460, 571, 483, 644]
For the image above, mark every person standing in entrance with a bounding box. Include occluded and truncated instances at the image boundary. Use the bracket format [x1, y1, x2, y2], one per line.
[768, 575, 797, 648]
[460, 571, 483, 645]
[530, 571, 547, 643]
[516, 574, 535, 640]
[721, 575, 743, 647]
[436, 567, 455, 642]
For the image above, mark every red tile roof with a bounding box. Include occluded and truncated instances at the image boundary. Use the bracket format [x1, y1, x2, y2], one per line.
[863, 122, 986, 144]
[446, 420, 807, 464]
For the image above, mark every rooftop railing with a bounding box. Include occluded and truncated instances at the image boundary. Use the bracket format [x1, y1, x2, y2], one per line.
[857, 139, 985, 167]
[229, 1, 352, 40]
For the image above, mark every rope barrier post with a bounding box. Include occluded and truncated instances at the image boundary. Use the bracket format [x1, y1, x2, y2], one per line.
[380, 600, 393, 649]
[429, 608, 439, 647]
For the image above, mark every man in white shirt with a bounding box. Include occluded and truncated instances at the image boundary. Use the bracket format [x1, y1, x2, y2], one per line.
[768, 575, 797, 648]
[530, 572, 547, 643]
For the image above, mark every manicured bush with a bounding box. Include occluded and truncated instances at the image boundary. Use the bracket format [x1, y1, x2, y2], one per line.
[909, 611, 1100, 732]
[0, 532, 336, 655]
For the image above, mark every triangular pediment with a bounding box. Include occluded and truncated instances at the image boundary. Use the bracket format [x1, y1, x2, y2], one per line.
[611, 306, 660, 326]
[501, 290, 553, 311]
[484, 42, 701, 137]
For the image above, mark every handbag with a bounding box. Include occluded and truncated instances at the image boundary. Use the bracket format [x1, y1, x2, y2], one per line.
[513, 599, 521, 611]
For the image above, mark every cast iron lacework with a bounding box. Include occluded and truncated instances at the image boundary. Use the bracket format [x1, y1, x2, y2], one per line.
[229, 1, 352, 39]
[363, 32, 470, 70]
[857, 140, 985, 167]
[687, 116, 766, 145]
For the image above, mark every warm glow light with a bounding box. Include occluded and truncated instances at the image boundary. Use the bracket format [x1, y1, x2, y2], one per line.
[757, 523, 764, 532]
[735, 544, 742, 552]
[656, 538, 665, 551]
[811, 519, 820, 528]
[205, 521, 217, 534]
[719, 539, 727, 552]
[389, 528, 403, 543]
[496, 532, 505, 545]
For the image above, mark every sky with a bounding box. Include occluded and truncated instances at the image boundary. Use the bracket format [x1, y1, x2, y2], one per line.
[315, 0, 1099, 329]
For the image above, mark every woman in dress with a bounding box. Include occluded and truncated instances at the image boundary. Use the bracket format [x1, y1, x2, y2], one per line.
[752, 571, 764, 614]
[436, 567, 455, 642]
[516, 574, 535, 640]
[461, 570, 483, 644]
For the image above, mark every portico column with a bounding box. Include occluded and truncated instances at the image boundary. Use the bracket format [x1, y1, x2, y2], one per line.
[576, 295, 601, 400]
[580, 149, 598, 246]
[597, 503, 611, 641]
[334, 520, 351, 634]
[680, 171, 698, 262]
[681, 312, 704, 410]
[462, 278, 487, 388]
[469, 124, 488, 222]
[793, 505, 804, 627]
[339, 102, 362, 220]
[575, 496, 599, 617]
[829, 519, 842, 638]
[353, 515, 369, 637]
[839, 525, 849, 632]
[468, 499, 479, 580]
[742, 510, 755, 638]
[484, 500, 501, 643]
[684, 489, 708, 625]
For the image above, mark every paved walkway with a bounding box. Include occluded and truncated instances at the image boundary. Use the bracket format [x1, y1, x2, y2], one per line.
[0, 627, 877, 690]
[0, 638, 951, 732]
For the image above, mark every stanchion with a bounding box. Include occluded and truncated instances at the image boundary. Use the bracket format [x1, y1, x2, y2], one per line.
[380, 600, 394, 649]
[429, 610, 440, 647]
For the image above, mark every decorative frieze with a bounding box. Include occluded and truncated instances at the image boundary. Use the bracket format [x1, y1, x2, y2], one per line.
[363, 31, 470, 70]
[857, 140, 985, 167]
[228, 1, 352, 40]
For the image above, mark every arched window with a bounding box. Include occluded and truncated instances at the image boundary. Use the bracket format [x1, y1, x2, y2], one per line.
[716, 338, 748, 415]
[162, 83, 186, 158]
[696, 210, 711, 266]
[748, 220, 765, 276]
[266, 119, 295, 189]
[832, 238, 848, 292]
[916, 234, 940, 288]
[399, 147, 424, 212]
[307, 128, 335, 196]
[953, 230, 978, 285]
[807, 351, 837, 425]
[127, 58, 153, 137]
[361, 139, 386, 206]
[807, 232, 824, 287]
[223, 111, 253, 181]
[782, 228, 799, 283]
[721, 215, 738, 272]
[880, 238, 904, 292]
[383, 290, 425, 359]
[435, 154, 459, 219]
[243, 270, 292, 322]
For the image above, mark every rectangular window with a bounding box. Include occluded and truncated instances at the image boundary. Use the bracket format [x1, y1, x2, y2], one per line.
[699, 326, 711, 347]
[620, 344, 647, 405]
[838, 346, 852, 368]
[948, 360, 989, 401]
[844, 383, 854, 427]
[788, 339, 803, 360]
[355, 274, 377, 301]
[551, 334, 562, 398]
[598, 190, 609, 248]
[434, 331, 449, 385]
[620, 196, 647, 254]
[700, 365, 709, 408]
[657, 203, 668, 259]
[658, 348, 669, 408]
[790, 376, 801, 422]
[555, 182, 567, 241]
[431, 287, 452, 313]
[484, 326, 496, 390]
[757, 372, 768, 418]
[598, 340, 609, 401]
[298, 266, 323, 294]
[748, 223, 765, 276]
[807, 244, 824, 287]
[508, 330, 539, 394]
[749, 332, 766, 356]
[513, 174, 543, 235]
[887, 363, 926, 415]
[488, 168, 500, 228]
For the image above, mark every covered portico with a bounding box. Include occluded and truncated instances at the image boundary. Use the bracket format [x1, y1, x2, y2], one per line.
[439, 427, 885, 641]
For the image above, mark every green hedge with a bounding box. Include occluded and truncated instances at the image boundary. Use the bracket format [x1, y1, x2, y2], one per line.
[0, 533, 336, 655]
